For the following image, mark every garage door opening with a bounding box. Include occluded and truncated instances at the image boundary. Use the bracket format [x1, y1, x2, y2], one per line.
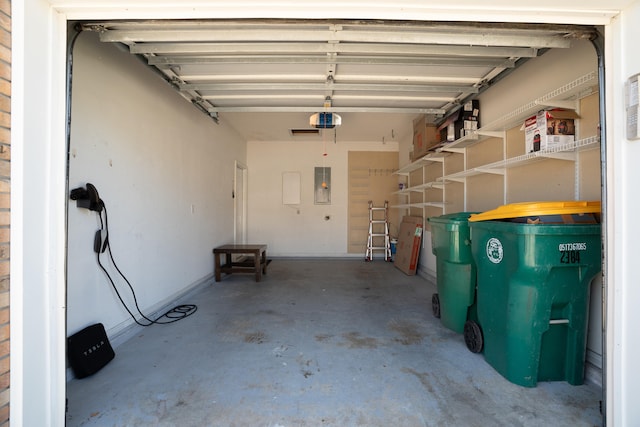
[64, 18, 606, 426]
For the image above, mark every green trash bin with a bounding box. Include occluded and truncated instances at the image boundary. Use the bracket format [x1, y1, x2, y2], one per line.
[467, 201, 602, 387]
[428, 212, 478, 334]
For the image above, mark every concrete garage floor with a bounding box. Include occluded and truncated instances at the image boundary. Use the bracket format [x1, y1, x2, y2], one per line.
[66, 259, 602, 426]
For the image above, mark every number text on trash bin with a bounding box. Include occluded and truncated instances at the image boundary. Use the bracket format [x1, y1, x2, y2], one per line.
[559, 243, 586, 264]
[558, 242, 587, 251]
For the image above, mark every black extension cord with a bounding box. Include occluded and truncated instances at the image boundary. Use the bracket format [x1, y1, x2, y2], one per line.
[96, 203, 197, 326]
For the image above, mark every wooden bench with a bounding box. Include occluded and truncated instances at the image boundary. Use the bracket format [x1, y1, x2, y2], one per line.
[213, 244, 268, 282]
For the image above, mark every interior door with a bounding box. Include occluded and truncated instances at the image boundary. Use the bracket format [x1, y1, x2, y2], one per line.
[234, 161, 248, 244]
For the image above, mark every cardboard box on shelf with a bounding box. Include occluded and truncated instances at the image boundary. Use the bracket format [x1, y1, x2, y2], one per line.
[464, 117, 479, 130]
[438, 99, 481, 142]
[462, 99, 480, 119]
[457, 100, 480, 139]
[438, 111, 459, 142]
[394, 216, 423, 275]
[413, 116, 440, 159]
[524, 109, 580, 153]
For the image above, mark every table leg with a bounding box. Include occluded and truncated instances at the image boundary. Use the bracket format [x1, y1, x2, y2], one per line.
[214, 253, 221, 282]
[262, 250, 268, 275]
[254, 250, 262, 282]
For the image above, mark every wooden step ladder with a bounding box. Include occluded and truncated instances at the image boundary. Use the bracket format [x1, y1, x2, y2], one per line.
[365, 200, 391, 261]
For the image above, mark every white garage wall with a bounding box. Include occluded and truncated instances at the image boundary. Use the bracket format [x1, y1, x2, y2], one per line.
[477, 40, 598, 124]
[247, 139, 399, 256]
[67, 32, 246, 339]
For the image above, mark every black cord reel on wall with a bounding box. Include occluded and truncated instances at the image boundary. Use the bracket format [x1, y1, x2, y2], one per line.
[70, 183, 103, 212]
[70, 183, 108, 253]
[70, 182, 197, 326]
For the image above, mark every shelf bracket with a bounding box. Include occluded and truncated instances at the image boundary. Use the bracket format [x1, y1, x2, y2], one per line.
[474, 167, 505, 175]
[535, 151, 577, 161]
[534, 99, 577, 110]
[424, 202, 446, 208]
[477, 130, 504, 138]
[439, 146, 466, 154]
[439, 176, 466, 183]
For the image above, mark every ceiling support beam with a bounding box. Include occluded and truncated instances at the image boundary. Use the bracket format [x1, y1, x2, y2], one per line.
[177, 82, 480, 94]
[130, 42, 540, 58]
[206, 106, 447, 114]
[325, 59, 337, 102]
[100, 28, 573, 49]
[148, 55, 517, 68]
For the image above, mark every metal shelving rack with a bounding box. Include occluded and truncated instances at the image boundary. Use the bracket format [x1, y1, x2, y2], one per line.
[392, 71, 600, 215]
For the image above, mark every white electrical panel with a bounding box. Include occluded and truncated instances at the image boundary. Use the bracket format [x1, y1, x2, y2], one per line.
[626, 73, 640, 140]
[282, 172, 301, 205]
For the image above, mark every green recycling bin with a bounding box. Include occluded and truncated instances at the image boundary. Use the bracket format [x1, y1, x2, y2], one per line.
[467, 201, 602, 387]
[428, 212, 478, 334]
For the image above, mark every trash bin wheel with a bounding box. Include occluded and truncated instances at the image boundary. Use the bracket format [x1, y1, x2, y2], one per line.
[464, 320, 483, 353]
[431, 293, 441, 319]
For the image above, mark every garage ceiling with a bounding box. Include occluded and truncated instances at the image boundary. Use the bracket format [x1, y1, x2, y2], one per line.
[79, 19, 598, 142]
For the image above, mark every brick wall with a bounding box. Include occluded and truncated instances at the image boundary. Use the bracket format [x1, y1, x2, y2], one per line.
[0, 0, 9, 425]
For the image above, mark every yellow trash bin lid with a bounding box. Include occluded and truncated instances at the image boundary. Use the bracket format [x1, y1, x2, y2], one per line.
[468, 201, 601, 222]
